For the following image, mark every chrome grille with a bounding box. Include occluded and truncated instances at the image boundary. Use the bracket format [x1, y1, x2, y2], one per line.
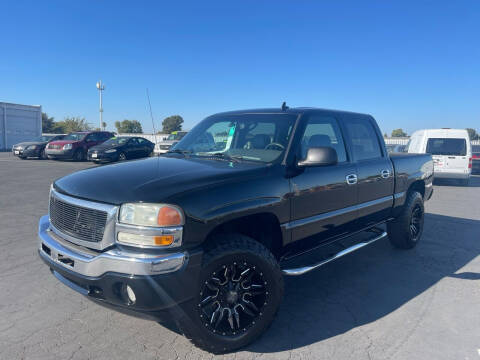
[49, 194, 108, 243]
[49, 144, 62, 149]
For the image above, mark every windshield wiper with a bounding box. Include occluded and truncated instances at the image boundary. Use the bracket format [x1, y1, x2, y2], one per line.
[166, 149, 192, 156]
[196, 152, 243, 163]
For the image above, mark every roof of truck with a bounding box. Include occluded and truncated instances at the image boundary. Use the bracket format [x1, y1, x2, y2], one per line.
[210, 107, 372, 118]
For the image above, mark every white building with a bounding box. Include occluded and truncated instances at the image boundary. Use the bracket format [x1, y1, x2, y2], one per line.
[0, 102, 42, 150]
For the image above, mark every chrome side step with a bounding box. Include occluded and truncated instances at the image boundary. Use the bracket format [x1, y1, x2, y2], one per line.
[282, 231, 388, 276]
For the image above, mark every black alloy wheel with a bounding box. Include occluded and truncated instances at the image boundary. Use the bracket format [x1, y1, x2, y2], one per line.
[175, 234, 283, 353]
[118, 152, 127, 161]
[198, 261, 267, 336]
[409, 204, 422, 242]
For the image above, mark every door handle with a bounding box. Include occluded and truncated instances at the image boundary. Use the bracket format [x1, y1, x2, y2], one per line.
[381, 170, 390, 179]
[346, 174, 357, 185]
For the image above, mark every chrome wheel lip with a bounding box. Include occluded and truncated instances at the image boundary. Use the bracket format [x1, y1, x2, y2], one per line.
[198, 261, 268, 336]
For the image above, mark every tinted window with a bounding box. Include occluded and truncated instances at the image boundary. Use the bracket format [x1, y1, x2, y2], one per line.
[137, 138, 148, 144]
[426, 138, 466, 156]
[300, 115, 347, 162]
[344, 119, 382, 160]
[86, 133, 101, 142]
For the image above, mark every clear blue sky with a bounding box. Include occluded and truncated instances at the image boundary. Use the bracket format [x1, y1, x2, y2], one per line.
[1, 0, 479, 135]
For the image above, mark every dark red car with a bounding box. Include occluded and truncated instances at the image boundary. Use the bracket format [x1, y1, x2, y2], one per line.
[46, 131, 114, 161]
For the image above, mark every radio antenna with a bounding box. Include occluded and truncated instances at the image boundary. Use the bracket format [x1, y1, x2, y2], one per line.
[146, 88, 158, 145]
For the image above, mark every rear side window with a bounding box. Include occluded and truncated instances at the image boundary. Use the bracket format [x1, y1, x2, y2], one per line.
[344, 118, 382, 160]
[300, 115, 347, 162]
[426, 138, 466, 156]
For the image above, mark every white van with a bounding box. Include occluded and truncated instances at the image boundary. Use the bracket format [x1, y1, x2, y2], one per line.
[407, 129, 472, 185]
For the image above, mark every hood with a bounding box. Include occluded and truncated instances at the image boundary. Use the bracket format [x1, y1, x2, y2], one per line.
[89, 143, 118, 151]
[49, 140, 79, 146]
[14, 141, 45, 147]
[158, 140, 176, 146]
[54, 156, 269, 205]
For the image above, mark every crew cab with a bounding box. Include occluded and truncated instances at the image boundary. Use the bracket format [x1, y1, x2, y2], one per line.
[46, 131, 114, 161]
[38, 106, 433, 353]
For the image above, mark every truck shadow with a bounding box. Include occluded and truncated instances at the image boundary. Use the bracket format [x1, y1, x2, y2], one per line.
[433, 175, 480, 187]
[247, 213, 480, 353]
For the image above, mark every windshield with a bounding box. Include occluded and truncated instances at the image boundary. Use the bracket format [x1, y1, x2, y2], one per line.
[63, 133, 86, 141]
[426, 138, 467, 156]
[102, 137, 129, 146]
[171, 113, 296, 163]
[34, 135, 55, 142]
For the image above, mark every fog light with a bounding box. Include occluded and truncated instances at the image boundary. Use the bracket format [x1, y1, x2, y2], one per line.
[126, 285, 136, 304]
[117, 232, 174, 247]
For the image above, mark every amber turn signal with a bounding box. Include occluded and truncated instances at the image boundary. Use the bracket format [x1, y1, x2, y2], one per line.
[157, 206, 183, 226]
[153, 235, 174, 246]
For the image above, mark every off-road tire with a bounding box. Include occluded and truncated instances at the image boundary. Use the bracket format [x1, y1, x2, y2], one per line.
[387, 191, 424, 249]
[176, 234, 284, 354]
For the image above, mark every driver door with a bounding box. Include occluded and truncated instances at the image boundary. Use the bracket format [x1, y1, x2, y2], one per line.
[289, 114, 358, 244]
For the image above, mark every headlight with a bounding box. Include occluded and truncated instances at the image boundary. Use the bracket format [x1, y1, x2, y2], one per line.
[118, 203, 184, 247]
[105, 149, 117, 153]
[119, 203, 184, 227]
[63, 143, 72, 150]
[27, 145, 38, 150]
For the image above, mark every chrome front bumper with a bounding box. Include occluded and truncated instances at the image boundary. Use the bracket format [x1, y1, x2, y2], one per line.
[38, 215, 186, 277]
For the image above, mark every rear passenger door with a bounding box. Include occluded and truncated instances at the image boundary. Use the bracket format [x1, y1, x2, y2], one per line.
[289, 114, 358, 243]
[342, 116, 394, 227]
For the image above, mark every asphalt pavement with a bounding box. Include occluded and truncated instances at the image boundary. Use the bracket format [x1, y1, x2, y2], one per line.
[0, 152, 479, 360]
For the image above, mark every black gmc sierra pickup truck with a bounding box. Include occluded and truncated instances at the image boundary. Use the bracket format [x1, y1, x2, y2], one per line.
[38, 106, 433, 353]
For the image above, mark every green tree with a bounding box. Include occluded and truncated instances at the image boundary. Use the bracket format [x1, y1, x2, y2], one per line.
[54, 117, 91, 133]
[42, 112, 56, 133]
[114, 119, 143, 133]
[466, 128, 479, 140]
[102, 122, 107, 130]
[391, 128, 407, 137]
[162, 115, 184, 134]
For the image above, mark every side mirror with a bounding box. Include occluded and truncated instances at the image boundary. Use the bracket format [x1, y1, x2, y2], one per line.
[297, 146, 338, 167]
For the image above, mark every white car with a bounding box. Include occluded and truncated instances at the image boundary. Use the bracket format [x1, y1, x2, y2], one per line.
[154, 131, 188, 154]
[407, 128, 472, 185]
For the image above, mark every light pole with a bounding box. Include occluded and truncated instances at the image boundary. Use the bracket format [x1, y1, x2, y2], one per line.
[96, 80, 105, 130]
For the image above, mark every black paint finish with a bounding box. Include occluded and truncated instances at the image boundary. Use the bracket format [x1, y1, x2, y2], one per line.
[52, 107, 433, 254]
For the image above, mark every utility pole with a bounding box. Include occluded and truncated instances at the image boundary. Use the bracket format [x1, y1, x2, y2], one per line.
[96, 80, 105, 130]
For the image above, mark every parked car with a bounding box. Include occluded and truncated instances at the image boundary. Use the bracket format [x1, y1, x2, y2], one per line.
[87, 136, 154, 163]
[46, 131, 114, 161]
[472, 145, 480, 174]
[12, 134, 65, 159]
[386, 144, 406, 154]
[38, 106, 433, 353]
[407, 128, 472, 185]
[154, 131, 187, 154]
